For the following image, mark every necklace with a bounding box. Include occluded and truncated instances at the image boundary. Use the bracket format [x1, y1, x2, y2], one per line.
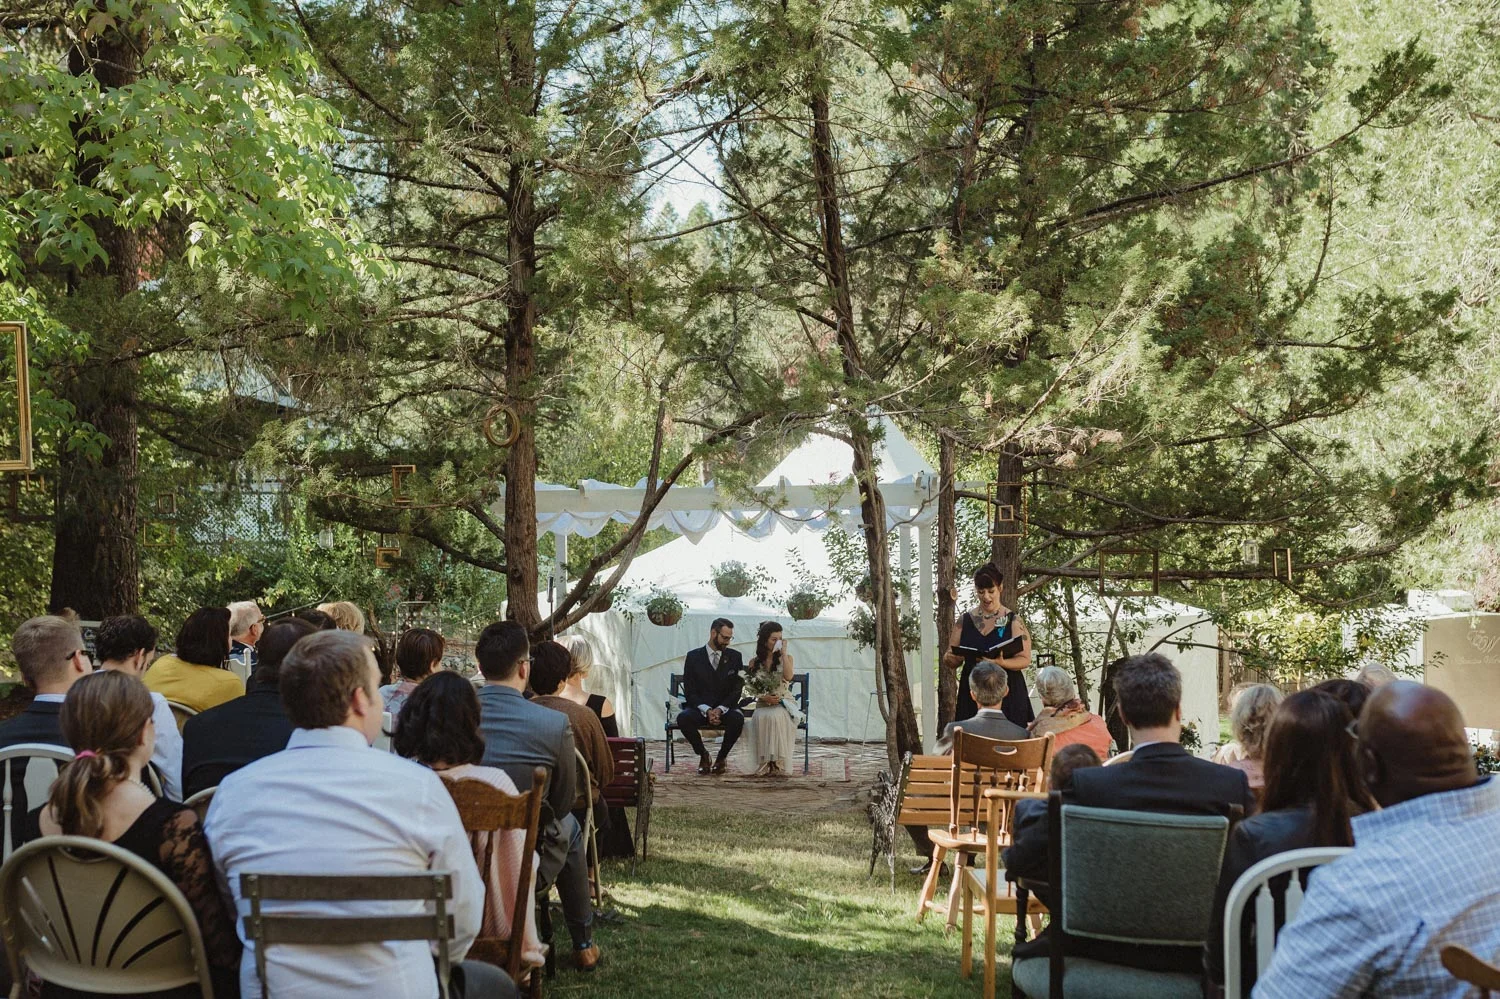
[972, 605, 1003, 626]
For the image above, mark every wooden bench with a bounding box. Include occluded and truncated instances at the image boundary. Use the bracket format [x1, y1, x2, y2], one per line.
[663, 672, 811, 773]
[603, 737, 654, 874]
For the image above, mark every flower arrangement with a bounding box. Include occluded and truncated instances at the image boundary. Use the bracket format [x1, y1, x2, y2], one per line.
[744, 662, 784, 699]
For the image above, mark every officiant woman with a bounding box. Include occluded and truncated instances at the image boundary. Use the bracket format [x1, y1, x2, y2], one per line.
[942, 562, 1034, 726]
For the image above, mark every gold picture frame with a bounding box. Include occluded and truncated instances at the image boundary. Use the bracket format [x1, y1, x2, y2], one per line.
[0, 322, 33, 472]
[986, 480, 1028, 540]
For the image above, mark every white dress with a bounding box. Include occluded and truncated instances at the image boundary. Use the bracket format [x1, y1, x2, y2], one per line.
[748, 668, 797, 770]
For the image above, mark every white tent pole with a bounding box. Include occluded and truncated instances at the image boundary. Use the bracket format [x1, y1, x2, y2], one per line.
[917, 522, 937, 752]
[554, 530, 568, 613]
[898, 528, 913, 613]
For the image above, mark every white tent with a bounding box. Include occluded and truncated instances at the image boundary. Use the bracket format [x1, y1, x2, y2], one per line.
[570, 419, 938, 742]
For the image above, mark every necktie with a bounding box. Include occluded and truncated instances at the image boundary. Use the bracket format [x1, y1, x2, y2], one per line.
[710, 649, 720, 669]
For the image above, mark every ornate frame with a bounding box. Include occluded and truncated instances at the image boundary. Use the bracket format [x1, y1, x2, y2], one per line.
[0, 322, 33, 472]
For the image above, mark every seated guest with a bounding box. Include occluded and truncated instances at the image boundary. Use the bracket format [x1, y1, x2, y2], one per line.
[557, 635, 634, 859]
[317, 600, 366, 634]
[1002, 743, 1102, 884]
[1256, 683, 1500, 998]
[393, 672, 546, 968]
[1015, 653, 1256, 971]
[28, 670, 240, 998]
[1207, 689, 1375, 991]
[95, 614, 182, 800]
[908, 663, 1028, 871]
[475, 622, 600, 971]
[294, 608, 337, 630]
[1028, 666, 1112, 758]
[381, 627, 444, 719]
[143, 607, 243, 714]
[1312, 677, 1372, 720]
[1354, 662, 1397, 688]
[205, 630, 513, 999]
[1219, 683, 1281, 792]
[530, 640, 614, 804]
[0, 615, 94, 845]
[227, 600, 264, 669]
[676, 618, 745, 775]
[180, 618, 314, 798]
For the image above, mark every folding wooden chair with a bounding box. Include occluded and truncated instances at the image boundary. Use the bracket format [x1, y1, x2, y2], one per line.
[446, 767, 547, 998]
[1442, 944, 1500, 997]
[603, 737, 653, 874]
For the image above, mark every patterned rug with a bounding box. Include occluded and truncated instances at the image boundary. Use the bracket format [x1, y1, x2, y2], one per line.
[649, 755, 851, 781]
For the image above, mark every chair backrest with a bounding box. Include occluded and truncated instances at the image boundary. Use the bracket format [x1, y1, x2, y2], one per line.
[0, 743, 75, 861]
[241, 870, 456, 999]
[949, 730, 1054, 832]
[668, 673, 685, 702]
[1222, 846, 1352, 999]
[184, 786, 217, 822]
[373, 712, 393, 753]
[0, 835, 216, 997]
[894, 754, 952, 829]
[1055, 796, 1228, 947]
[226, 656, 252, 684]
[574, 748, 593, 813]
[165, 701, 196, 733]
[444, 768, 545, 981]
[788, 673, 810, 717]
[1102, 749, 1134, 766]
[603, 737, 647, 808]
[1442, 944, 1500, 994]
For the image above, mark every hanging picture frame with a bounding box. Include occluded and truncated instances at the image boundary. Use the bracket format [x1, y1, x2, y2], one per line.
[0, 322, 33, 472]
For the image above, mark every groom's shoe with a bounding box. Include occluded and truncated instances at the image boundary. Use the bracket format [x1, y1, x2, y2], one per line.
[696, 753, 713, 775]
[909, 859, 951, 877]
[574, 942, 601, 972]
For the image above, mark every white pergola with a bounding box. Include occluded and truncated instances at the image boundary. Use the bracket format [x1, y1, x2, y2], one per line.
[494, 418, 949, 748]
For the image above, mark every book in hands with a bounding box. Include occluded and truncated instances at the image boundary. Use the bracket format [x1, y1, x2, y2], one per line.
[951, 634, 1025, 660]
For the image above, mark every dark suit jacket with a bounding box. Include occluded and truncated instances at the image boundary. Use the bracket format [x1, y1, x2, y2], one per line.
[0, 701, 67, 848]
[1002, 797, 1048, 883]
[936, 709, 1029, 753]
[180, 688, 295, 799]
[682, 646, 744, 713]
[478, 683, 577, 875]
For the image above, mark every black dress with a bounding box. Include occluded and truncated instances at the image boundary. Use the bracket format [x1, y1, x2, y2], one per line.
[25, 799, 242, 998]
[587, 693, 634, 859]
[955, 611, 1034, 728]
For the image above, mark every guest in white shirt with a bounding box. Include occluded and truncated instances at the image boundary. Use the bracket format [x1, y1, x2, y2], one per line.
[204, 629, 515, 999]
[94, 614, 182, 800]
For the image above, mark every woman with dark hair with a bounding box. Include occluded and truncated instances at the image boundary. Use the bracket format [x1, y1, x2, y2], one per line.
[745, 621, 799, 777]
[1207, 689, 1379, 990]
[143, 607, 243, 714]
[28, 671, 241, 998]
[941, 562, 1034, 726]
[1311, 677, 1373, 721]
[393, 672, 544, 968]
[380, 628, 445, 719]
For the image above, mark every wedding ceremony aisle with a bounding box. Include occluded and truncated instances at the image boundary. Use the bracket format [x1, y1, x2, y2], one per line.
[578, 743, 1004, 999]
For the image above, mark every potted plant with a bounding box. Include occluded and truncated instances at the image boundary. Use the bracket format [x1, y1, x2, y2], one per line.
[645, 586, 685, 627]
[582, 580, 615, 613]
[786, 590, 825, 621]
[707, 560, 767, 599]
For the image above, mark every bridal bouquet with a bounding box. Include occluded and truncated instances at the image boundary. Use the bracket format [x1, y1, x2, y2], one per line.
[744, 665, 783, 699]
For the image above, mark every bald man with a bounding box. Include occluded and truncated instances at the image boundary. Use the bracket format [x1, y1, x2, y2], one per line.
[1254, 682, 1500, 998]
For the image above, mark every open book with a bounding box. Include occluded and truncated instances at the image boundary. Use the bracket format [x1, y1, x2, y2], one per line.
[951, 633, 1025, 660]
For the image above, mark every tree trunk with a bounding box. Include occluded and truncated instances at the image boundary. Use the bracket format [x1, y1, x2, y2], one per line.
[808, 81, 920, 772]
[1063, 577, 1088, 701]
[49, 23, 143, 619]
[989, 447, 1024, 605]
[936, 432, 958, 730]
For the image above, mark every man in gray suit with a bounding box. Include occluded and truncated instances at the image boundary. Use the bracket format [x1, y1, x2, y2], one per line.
[475, 622, 599, 971]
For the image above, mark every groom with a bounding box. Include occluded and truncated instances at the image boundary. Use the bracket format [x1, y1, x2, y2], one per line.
[677, 618, 745, 775]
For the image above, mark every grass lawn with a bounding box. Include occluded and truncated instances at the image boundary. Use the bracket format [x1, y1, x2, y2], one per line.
[556, 805, 1014, 998]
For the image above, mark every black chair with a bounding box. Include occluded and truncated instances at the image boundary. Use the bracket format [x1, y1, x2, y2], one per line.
[664, 672, 811, 773]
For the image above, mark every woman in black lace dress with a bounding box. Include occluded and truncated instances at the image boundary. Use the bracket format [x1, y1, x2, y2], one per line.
[29, 670, 241, 998]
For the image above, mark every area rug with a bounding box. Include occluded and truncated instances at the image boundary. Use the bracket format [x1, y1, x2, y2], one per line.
[649, 756, 851, 781]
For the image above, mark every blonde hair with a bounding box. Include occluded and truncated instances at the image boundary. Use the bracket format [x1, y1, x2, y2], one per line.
[49, 671, 154, 837]
[317, 601, 367, 633]
[1035, 666, 1078, 707]
[1355, 663, 1396, 688]
[559, 634, 594, 678]
[1230, 683, 1283, 759]
[11, 616, 84, 690]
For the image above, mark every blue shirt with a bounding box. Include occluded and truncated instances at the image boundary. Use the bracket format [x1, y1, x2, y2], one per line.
[1254, 776, 1500, 998]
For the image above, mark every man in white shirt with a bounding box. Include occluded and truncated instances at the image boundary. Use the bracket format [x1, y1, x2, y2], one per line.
[93, 615, 182, 800]
[205, 629, 514, 999]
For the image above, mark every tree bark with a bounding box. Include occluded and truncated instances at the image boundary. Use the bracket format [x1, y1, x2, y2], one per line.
[989, 446, 1024, 605]
[49, 20, 143, 619]
[808, 81, 920, 772]
[936, 432, 958, 730]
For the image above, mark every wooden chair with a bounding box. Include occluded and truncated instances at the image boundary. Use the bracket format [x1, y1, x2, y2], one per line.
[241, 870, 459, 999]
[445, 768, 547, 998]
[1222, 846, 1351, 998]
[184, 786, 217, 822]
[1442, 944, 1500, 997]
[603, 737, 653, 874]
[0, 743, 73, 862]
[961, 787, 1047, 999]
[916, 729, 1055, 929]
[664, 672, 812, 773]
[574, 750, 601, 907]
[165, 700, 197, 733]
[1, 835, 217, 998]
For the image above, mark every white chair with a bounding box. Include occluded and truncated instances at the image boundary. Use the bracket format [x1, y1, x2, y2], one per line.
[0, 743, 74, 861]
[1223, 846, 1352, 998]
[373, 711, 393, 752]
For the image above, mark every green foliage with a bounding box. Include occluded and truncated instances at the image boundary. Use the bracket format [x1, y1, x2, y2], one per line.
[706, 560, 772, 599]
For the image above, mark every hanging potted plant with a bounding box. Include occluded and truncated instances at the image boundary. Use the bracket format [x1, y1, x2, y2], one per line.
[786, 590, 825, 621]
[706, 560, 768, 599]
[582, 581, 617, 613]
[645, 586, 685, 627]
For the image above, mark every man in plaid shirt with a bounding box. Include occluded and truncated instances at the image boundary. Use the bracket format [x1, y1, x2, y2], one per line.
[1255, 682, 1500, 998]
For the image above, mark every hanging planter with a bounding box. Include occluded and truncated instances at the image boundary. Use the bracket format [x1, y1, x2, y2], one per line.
[645, 587, 684, 627]
[707, 560, 767, 599]
[583, 582, 614, 613]
[787, 591, 825, 621]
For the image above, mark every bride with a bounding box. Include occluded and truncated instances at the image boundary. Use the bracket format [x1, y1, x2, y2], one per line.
[746, 620, 799, 777]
